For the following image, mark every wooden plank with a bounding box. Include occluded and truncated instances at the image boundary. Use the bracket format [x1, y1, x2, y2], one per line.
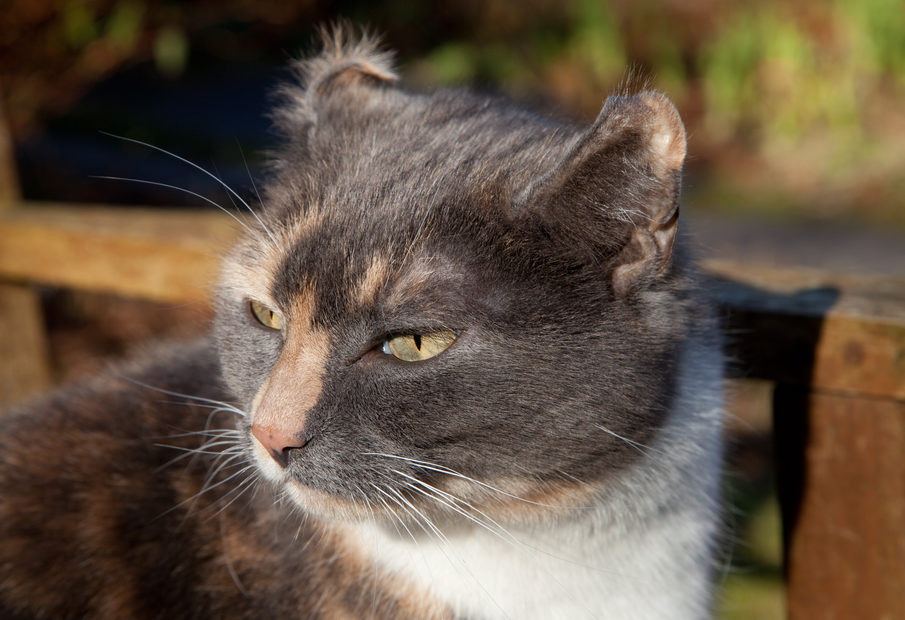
[0, 283, 52, 407]
[775, 387, 905, 618]
[707, 260, 905, 400]
[0, 119, 17, 205]
[0, 203, 242, 304]
[0, 99, 53, 408]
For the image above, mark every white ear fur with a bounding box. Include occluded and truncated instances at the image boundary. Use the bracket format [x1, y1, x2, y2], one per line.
[641, 92, 686, 176]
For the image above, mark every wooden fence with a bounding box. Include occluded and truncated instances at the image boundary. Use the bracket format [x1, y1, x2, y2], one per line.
[1, 158, 903, 615]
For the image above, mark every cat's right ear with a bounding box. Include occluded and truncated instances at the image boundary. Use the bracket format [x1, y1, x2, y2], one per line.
[518, 92, 686, 299]
[273, 26, 397, 132]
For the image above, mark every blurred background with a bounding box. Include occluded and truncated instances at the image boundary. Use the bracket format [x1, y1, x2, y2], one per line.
[3, 1, 905, 617]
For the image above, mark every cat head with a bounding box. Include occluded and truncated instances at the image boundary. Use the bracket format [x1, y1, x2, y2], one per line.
[214, 28, 695, 526]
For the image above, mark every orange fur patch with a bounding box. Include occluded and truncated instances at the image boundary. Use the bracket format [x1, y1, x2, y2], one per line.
[251, 288, 330, 441]
[354, 255, 391, 307]
[431, 475, 600, 526]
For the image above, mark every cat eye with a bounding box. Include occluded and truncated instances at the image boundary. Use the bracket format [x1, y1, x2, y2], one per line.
[381, 330, 457, 362]
[249, 300, 283, 330]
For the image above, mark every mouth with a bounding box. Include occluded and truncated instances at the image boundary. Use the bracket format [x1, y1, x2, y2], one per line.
[247, 433, 372, 521]
[249, 432, 288, 483]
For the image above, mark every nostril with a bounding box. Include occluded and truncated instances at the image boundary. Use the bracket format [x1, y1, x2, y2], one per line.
[251, 424, 308, 468]
[270, 447, 291, 469]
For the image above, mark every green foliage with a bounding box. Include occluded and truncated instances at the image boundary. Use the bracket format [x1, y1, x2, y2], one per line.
[700, 6, 864, 144]
[841, 0, 905, 84]
[62, 2, 100, 49]
[153, 26, 189, 78]
[566, 0, 625, 83]
[106, 1, 145, 54]
[7, 0, 905, 221]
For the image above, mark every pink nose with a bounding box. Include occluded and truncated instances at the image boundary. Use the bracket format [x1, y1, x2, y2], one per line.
[251, 424, 308, 468]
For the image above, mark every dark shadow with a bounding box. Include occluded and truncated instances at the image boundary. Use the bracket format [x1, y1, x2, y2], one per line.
[708, 276, 840, 579]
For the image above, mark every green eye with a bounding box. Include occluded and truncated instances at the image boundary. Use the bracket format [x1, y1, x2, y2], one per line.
[382, 330, 457, 362]
[249, 300, 283, 330]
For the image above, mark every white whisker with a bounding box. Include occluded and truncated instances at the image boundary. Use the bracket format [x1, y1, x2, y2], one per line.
[382, 483, 449, 546]
[93, 175, 265, 242]
[99, 132, 279, 246]
[369, 484, 418, 544]
[392, 471, 518, 545]
[115, 375, 248, 419]
[363, 452, 571, 509]
[593, 423, 662, 457]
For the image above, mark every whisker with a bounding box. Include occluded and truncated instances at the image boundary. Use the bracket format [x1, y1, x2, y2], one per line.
[369, 484, 417, 544]
[363, 452, 569, 509]
[219, 516, 251, 597]
[210, 470, 261, 519]
[99, 132, 279, 246]
[114, 375, 248, 418]
[154, 441, 240, 456]
[155, 457, 250, 522]
[162, 401, 248, 420]
[593, 423, 663, 457]
[153, 430, 242, 473]
[353, 486, 382, 620]
[381, 483, 449, 546]
[93, 175, 265, 243]
[157, 428, 242, 440]
[376, 475, 513, 619]
[387, 471, 630, 579]
[237, 139, 266, 215]
[392, 471, 518, 545]
[201, 451, 248, 486]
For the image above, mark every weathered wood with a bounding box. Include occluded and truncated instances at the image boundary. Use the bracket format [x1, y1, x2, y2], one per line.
[0, 203, 241, 304]
[775, 386, 905, 619]
[0, 283, 52, 407]
[707, 260, 905, 400]
[0, 102, 18, 206]
[0, 102, 53, 408]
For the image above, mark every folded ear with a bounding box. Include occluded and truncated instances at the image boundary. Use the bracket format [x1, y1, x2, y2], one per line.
[519, 91, 686, 298]
[273, 26, 397, 133]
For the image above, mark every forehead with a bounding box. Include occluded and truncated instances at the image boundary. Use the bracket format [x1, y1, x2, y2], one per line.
[248, 93, 576, 326]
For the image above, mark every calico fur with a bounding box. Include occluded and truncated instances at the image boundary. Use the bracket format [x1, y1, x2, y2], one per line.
[0, 28, 723, 619]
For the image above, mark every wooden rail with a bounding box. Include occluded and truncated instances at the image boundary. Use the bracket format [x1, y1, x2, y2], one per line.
[710, 260, 905, 617]
[0, 202, 238, 304]
[0, 200, 903, 617]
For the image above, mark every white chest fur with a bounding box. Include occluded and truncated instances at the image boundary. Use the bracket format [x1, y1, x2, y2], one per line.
[350, 507, 706, 619]
[346, 337, 724, 620]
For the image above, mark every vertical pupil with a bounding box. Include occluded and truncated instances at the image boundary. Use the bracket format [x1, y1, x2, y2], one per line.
[413, 334, 421, 350]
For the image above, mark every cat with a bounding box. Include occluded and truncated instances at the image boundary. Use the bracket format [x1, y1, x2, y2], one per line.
[0, 29, 724, 619]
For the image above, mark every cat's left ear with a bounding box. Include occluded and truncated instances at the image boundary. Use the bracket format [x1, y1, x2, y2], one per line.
[520, 92, 686, 298]
[273, 27, 397, 132]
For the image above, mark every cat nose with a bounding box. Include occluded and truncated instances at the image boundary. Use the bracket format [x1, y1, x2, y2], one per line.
[251, 424, 308, 468]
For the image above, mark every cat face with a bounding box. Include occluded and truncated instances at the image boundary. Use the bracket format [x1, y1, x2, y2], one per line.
[214, 34, 693, 526]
